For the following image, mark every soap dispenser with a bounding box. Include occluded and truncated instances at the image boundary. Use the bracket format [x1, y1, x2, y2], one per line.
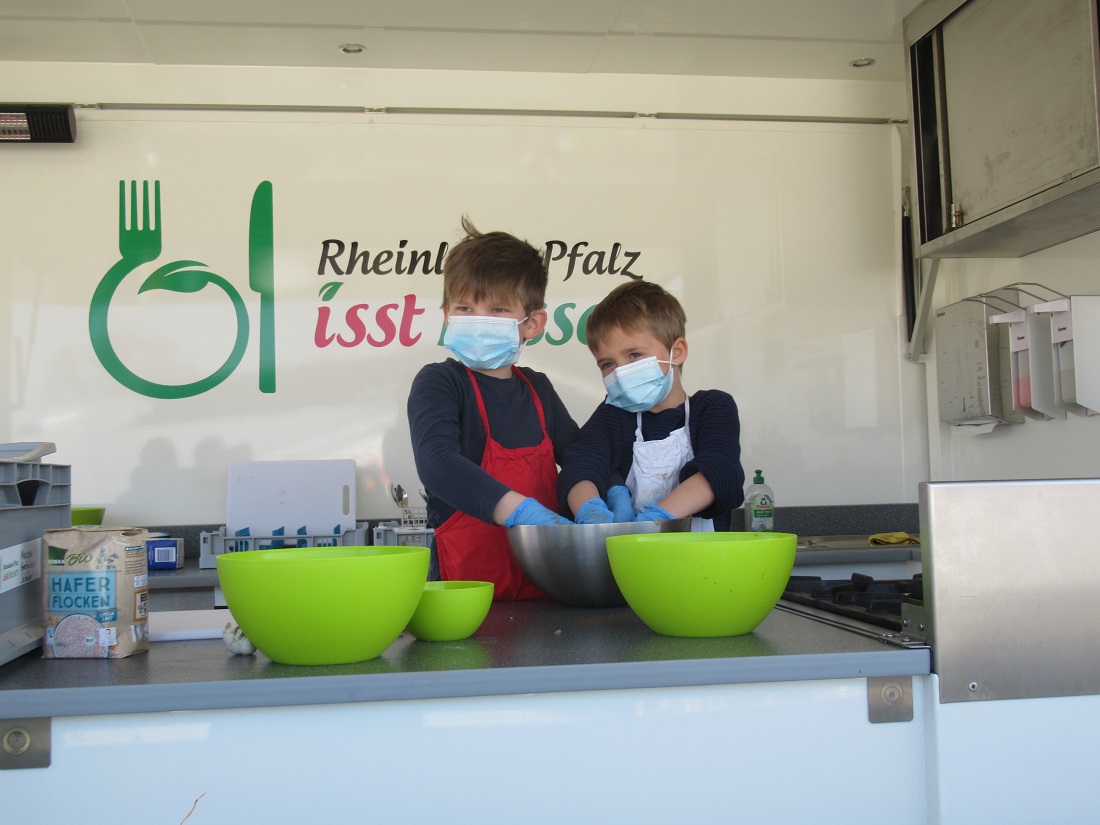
[744, 469, 775, 532]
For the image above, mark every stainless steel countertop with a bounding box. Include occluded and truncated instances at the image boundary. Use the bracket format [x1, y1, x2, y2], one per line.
[0, 600, 930, 719]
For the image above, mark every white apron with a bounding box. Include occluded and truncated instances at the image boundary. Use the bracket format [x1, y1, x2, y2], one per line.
[624, 396, 713, 532]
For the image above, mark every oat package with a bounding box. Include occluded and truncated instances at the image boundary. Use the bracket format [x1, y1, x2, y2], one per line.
[42, 527, 150, 659]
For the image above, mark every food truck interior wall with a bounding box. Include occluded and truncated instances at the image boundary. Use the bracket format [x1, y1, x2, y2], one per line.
[2, 63, 1097, 525]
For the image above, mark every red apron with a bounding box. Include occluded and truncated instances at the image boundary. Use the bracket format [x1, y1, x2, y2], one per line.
[433, 366, 557, 600]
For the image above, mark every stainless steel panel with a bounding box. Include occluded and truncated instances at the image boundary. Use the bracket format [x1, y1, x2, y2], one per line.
[903, 0, 967, 46]
[0, 717, 50, 770]
[1074, 296, 1100, 413]
[942, 0, 1100, 225]
[918, 166, 1100, 258]
[934, 294, 1021, 425]
[920, 479, 1100, 703]
[867, 676, 914, 724]
[907, 0, 1100, 257]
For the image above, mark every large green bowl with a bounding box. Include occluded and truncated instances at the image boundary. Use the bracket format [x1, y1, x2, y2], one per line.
[606, 532, 797, 637]
[406, 581, 494, 642]
[216, 546, 429, 665]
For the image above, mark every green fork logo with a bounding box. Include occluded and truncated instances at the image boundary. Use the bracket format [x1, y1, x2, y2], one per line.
[88, 180, 276, 398]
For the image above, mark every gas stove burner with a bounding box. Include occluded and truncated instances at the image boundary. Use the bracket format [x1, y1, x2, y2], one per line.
[781, 573, 924, 632]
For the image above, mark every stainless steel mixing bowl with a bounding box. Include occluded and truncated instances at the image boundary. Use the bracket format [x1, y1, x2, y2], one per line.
[505, 519, 693, 608]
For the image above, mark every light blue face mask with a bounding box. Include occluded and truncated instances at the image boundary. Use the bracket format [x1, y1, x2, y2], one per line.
[443, 315, 527, 370]
[603, 356, 676, 413]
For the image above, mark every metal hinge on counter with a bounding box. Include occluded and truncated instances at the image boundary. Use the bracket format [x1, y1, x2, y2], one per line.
[867, 677, 914, 724]
[901, 600, 930, 645]
[0, 717, 50, 770]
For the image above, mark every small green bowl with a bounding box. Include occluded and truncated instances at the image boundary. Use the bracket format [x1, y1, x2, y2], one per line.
[606, 532, 797, 638]
[406, 581, 494, 642]
[71, 507, 106, 526]
[216, 546, 429, 665]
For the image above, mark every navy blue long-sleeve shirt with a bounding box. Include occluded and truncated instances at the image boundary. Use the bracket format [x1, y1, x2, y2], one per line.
[556, 389, 745, 530]
[408, 358, 579, 528]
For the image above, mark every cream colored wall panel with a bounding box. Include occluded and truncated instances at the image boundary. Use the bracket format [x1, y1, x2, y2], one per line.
[615, 0, 909, 40]
[0, 19, 149, 63]
[0, 0, 129, 19]
[592, 33, 906, 80]
[122, 0, 625, 31]
[134, 22, 381, 69]
[1, 104, 915, 524]
[318, 29, 606, 73]
[0, 62, 908, 122]
[135, 22, 606, 72]
[0, 1, 915, 81]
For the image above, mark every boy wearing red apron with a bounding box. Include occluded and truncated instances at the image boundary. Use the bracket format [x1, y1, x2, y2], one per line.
[407, 217, 579, 600]
[556, 280, 745, 531]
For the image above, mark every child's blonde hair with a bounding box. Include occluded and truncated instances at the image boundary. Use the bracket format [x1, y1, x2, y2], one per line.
[442, 215, 548, 314]
[585, 280, 687, 353]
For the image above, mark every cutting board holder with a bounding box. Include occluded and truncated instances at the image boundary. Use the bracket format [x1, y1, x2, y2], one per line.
[199, 521, 372, 568]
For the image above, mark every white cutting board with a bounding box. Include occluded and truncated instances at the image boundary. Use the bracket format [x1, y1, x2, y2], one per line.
[226, 459, 356, 538]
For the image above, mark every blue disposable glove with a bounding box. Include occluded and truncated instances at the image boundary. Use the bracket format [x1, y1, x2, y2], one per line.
[575, 497, 615, 525]
[504, 498, 573, 527]
[606, 485, 635, 523]
[634, 503, 676, 523]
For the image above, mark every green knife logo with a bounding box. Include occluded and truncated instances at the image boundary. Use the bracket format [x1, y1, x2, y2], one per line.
[249, 181, 276, 393]
[89, 180, 276, 398]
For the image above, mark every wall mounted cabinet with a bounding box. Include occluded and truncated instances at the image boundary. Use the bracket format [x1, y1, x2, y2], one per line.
[905, 0, 1100, 258]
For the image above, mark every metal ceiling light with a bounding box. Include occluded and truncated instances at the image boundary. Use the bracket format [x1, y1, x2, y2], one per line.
[849, 57, 876, 69]
[0, 104, 76, 143]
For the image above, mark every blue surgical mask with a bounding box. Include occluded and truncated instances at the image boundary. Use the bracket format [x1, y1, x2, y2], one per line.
[603, 356, 676, 413]
[443, 315, 527, 370]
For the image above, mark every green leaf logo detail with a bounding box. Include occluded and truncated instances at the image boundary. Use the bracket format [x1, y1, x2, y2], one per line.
[139, 260, 216, 295]
[319, 281, 343, 301]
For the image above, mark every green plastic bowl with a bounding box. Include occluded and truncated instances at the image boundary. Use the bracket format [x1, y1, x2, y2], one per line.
[406, 581, 494, 642]
[606, 532, 797, 637]
[216, 546, 429, 665]
[71, 507, 106, 526]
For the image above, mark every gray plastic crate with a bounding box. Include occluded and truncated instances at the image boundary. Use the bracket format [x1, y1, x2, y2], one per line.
[373, 507, 433, 547]
[199, 521, 372, 569]
[1, 459, 71, 665]
[0, 442, 56, 463]
[0, 461, 71, 509]
[372, 520, 434, 547]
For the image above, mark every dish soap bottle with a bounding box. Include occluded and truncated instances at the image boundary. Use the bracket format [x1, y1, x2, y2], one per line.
[744, 469, 775, 532]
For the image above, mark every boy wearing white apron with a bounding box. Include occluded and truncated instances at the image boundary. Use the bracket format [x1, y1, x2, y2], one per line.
[558, 280, 745, 531]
